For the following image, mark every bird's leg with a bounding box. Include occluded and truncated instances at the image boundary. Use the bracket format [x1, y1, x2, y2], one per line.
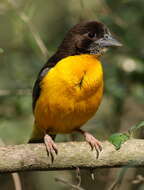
[76, 129, 102, 158]
[44, 134, 58, 162]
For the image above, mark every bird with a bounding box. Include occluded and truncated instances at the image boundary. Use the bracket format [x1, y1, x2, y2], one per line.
[29, 20, 121, 160]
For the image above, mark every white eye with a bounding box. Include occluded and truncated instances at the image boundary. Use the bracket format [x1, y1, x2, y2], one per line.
[88, 32, 97, 38]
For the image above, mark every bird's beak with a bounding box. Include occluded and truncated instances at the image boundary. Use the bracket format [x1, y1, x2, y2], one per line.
[95, 34, 122, 48]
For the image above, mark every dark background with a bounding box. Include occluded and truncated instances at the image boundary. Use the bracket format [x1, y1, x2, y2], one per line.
[0, 0, 144, 189]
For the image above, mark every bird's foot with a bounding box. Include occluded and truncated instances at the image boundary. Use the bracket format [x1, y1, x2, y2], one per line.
[44, 134, 58, 162]
[84, 132, 102, 158]
[77, 129, 102, 158]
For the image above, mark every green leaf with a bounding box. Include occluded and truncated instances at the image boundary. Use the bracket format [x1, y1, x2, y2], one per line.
[108, 133, 129, 150]
[129, 121, 144, 135]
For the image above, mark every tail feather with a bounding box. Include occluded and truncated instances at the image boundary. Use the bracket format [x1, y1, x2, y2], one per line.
[28, 123, 56, 143]
[28, 123, 44, 143]
[28, 138, 44, 143]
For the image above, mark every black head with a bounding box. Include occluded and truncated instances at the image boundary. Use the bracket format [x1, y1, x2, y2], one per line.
[59, 21, 121, 56]
[48, 21, 122, 65]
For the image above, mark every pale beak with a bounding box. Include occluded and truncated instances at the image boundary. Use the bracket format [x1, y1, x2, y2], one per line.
[95, 34, 122, 48]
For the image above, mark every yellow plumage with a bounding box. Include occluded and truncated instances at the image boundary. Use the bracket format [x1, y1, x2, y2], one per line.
[33, 54, 103, 137]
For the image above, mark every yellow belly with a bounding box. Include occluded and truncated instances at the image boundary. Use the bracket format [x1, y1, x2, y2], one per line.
[34, 54, 103, 134]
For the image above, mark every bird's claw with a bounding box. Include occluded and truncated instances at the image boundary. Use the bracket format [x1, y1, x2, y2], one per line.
[44, 134, 58, 162]
[84, 132, 102, 159]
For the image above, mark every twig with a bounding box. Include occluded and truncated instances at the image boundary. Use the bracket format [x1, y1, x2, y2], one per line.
[90, 169, 95, 181]
[107, 167, 129, 190]
[0, 89, 31, 96]
[7, 0, 49, 60]
[76, 167, 82, 187]
[132, 175, 144, 184]
[12, 173, 22, 190]
[55, 177, 85, 190]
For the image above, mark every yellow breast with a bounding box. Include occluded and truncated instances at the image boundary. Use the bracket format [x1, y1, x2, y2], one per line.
[34, 54, 103, 134]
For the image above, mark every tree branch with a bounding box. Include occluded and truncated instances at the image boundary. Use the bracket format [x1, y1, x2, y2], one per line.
[0, 139, 144, 173]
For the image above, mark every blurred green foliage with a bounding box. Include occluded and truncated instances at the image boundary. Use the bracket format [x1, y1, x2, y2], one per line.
[0, 0, 144, 189]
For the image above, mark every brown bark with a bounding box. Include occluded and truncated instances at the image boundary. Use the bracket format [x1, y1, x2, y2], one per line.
[0, 139, 143, 173]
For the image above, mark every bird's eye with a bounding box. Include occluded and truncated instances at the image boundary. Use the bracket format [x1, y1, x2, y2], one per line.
[88, 32, 97, 38]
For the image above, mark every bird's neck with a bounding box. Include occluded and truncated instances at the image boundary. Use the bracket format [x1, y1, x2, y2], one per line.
[48, 49, 77, 66]
[47, 49, 100, 68]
